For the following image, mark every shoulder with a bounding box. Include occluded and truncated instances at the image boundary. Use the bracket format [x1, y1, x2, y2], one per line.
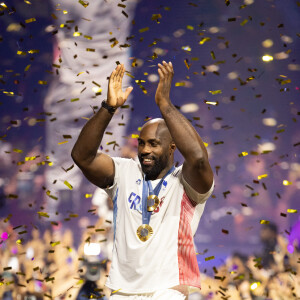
[111, 157, 141, 175]
[176, 165, 214, 204]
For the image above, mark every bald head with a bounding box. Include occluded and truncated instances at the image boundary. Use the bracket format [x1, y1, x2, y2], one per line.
[138, 118, 175, 180]
[140, 118, 173, 145]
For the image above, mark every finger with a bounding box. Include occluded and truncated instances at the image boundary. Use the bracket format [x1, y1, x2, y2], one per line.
[158, 63, 168, 76]
[157, 68, 164, 79]
[109, 68, 117, 83]
[118, 64, 125, 83]
[115, 64, 122, 81]
[163, 60, 173, 74]
[124, 86, 133, 99]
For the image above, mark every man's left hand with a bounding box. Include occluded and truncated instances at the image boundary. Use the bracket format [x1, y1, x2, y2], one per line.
[155, 61, 174, 107]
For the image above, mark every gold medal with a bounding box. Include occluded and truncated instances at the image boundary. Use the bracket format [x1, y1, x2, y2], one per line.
[147, 194, 160, 212]
[137, 224, 153, 242]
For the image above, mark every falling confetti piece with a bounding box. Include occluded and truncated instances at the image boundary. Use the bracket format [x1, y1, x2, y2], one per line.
[175, 82, 185, 87]
[287, 209, 297, 213]
[199, 37, 211, 45]
[204, 101, 218, 105]
[260, 220, 270, 224]
[205, 256, 215, 261]
[250, 282, 261, 290]
[283, 180, 292, 185]
[238, 152, 248, 157]
[262, 55, 273, 62]
[25, 18, 36, 23]
[13, 148, 23, 153]
[64, 181, 73, 190]
[257, 174, 268, 180]
[51, 241, 60, 247]
[240, 19, 249, 26]
[139, 27, 149, 33]
[37, 212, 50, 218]
[209, 90, 222, 95]
[78, 0, 89, 7]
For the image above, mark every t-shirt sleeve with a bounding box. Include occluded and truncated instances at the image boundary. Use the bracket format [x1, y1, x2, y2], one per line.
[179, 167, 214, 204]
[105, 157, 131, 199]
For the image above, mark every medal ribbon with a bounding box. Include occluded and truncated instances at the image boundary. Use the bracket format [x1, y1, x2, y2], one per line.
[142, 165, 175, 225]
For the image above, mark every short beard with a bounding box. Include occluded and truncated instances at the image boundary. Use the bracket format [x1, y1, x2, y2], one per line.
[139, 153, 169, 180]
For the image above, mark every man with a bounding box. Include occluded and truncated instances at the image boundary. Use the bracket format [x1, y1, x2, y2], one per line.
[72, 61, 214, 299]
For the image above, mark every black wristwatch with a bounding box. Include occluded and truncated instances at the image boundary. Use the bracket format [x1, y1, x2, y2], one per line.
[101, 100, 117, 115]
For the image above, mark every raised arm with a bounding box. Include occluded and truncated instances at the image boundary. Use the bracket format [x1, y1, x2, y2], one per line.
[155, 61, 213, 194]
[71, 64, 133, 188]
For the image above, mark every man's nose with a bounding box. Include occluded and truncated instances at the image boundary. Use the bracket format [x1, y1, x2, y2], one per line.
[141, 144, 151, 154]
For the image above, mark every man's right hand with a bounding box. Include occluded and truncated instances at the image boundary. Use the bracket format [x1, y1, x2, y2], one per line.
[107, 64, 133, 107]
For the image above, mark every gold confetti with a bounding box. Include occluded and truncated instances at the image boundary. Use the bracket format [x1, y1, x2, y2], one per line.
[85, 194, 93, 198]
[204, 101, 218, 105]
[209, 90, 222, 95]
[240, 19, 248, 26]
[78, 0, 89, 7]
[283, 180, 292, 185]
[13, 148, 23, 153]
[73, 32, 82, 37]
[175, 82, 185, 87]
[238, 152, 248, 157]
[112, 289, 122, 294]
[37, 212, 50, 218]
[58, 141, 68, 145]
[139, 27, 149, 33]
[205, 256, 215, 261]
[257, 174, 268, 180]
[64, 180, 73, 190]
[76, 279, 84, 285]
[131, 134, 139, 138]
[250, 282, 261, 290]
[260, 220, 270, 224]
[17, 51, 27, 55]
[51, 241, 60, 247]
[28, 49, 39, 54]
[186, 25, 194, 30]
[199, 37, 211, 45]
[38, 81, 47, 85]
[210, 51, 216, 60]
[24, 64, 31, 71]
[182, 46, 192, 51]
[86, 48, 95, 52]
[25, 18, 36, 23]
[262, 55, 273, 62]
[287, 209, 297, 213]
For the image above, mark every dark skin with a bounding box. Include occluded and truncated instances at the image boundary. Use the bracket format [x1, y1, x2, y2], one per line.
[71, 61, 213, 298]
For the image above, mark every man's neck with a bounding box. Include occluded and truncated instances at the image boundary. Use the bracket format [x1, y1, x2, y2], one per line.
[156, 162, 174, 180]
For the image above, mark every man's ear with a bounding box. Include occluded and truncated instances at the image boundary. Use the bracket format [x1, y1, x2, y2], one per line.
[170, 141, 176, 153]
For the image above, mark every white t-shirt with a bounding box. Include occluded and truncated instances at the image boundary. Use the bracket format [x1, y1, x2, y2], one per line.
[105, 157, 214, 294]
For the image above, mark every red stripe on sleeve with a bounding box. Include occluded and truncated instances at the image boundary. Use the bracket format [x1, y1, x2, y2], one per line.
[177, 192, 201, 288]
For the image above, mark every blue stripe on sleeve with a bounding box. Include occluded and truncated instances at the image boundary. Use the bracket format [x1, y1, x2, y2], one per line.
[113, 188, 118, 241]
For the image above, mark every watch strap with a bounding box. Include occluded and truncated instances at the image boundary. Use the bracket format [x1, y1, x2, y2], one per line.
[101, 100, 117, 114]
